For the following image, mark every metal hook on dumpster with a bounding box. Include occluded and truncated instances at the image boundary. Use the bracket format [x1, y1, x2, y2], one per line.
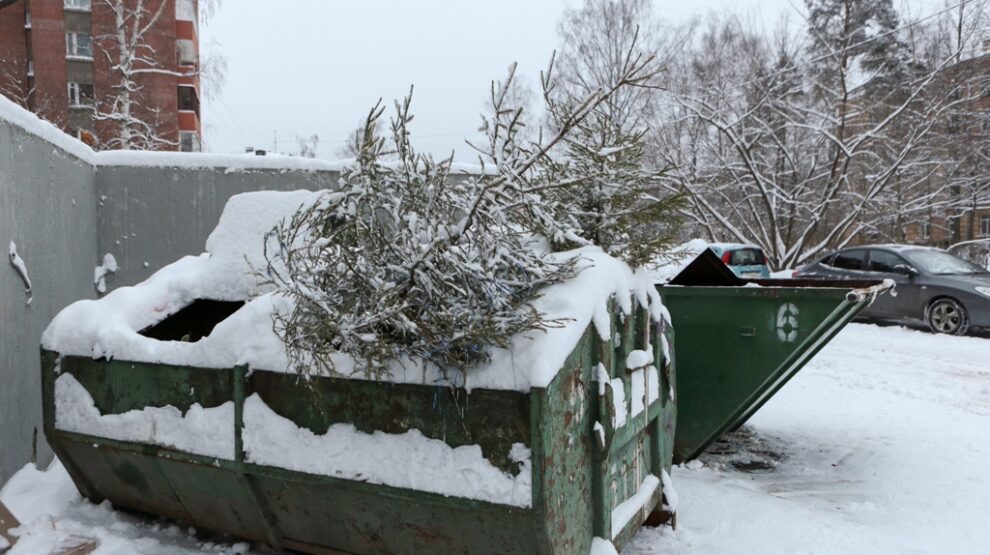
[845, 279, 895, 303]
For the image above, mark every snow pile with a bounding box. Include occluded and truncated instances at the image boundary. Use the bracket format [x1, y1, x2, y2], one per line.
[43, 190, 668, 392]
[55, 373, 234, 459]
[93, 253, 118, 294]
[242, 394, 532, 507]
[0, 461, 79, 524]
[41, 190, 317, 370]
[7, 241, 32, 305]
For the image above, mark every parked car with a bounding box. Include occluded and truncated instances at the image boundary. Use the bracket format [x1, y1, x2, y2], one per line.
[708, 243, 771, 278]
[795, 244, 990, 335]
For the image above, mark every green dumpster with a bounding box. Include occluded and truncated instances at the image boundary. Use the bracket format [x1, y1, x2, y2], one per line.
[41, 296, 676, 554]
[658, 249, 891, 463]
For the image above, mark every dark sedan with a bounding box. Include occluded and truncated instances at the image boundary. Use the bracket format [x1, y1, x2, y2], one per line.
[795, 245, 990, 335]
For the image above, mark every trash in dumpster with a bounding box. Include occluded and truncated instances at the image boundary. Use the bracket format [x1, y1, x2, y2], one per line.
[40, 190, 678, 555]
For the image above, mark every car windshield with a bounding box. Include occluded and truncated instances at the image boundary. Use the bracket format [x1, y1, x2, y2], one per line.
[904, 250, 986, 275]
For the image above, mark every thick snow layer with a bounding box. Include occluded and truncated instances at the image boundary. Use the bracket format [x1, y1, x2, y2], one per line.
[41, 190, 315, 370]
[611, 474, 660, 540]
[242, 394, 532, 507]
[43, 190, 667, 392]
[7, 241, 32, 305]
[55, 373, 234, 459]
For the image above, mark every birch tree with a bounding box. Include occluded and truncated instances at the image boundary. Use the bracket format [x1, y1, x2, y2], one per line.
[92, 0, 223, 150]
[93, 0, 177, 149]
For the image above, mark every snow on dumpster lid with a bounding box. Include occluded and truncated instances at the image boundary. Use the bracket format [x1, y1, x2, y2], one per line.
[42, 190, 667, 392]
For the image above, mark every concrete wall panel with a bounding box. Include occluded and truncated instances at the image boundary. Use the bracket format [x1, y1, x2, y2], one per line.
[0, 118, 96, 483]
[95, 165, 338, 288]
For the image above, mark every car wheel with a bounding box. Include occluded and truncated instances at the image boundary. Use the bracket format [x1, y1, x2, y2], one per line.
[925, 298, 970, 336]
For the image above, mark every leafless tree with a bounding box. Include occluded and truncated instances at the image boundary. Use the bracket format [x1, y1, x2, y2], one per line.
[659, 3, 986, 269]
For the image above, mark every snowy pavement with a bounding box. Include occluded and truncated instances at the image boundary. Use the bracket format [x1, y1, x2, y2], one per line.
[628, 323, 990, 555]
[3, 323, 989, 554]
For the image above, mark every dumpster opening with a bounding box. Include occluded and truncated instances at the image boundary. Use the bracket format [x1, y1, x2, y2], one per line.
[139, 299, 245, 342]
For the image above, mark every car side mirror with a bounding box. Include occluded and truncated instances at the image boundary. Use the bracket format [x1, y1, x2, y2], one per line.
[892, 264, 919, 276]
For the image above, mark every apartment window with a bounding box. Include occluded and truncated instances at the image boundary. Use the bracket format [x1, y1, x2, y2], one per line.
[922, 220, 931, 239]
[177, 85, 199, 114]
[179, 131, 200, 152]
[67, 82, 94, 107]
[66, 32, 93, 59]
[981, 215, 990, 237]
[176, 39, 197, 66]
[64, 0, 92, 11]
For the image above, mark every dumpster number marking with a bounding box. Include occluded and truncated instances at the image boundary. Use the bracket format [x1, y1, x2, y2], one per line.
[776, 303, 799, 343]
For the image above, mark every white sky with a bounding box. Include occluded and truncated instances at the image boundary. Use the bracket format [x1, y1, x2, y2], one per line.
[198, 0, 799, 161]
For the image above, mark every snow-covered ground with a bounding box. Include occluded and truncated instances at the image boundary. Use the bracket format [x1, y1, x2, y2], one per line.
[3, 323, 989, 554]
[629, 323, 990, 555]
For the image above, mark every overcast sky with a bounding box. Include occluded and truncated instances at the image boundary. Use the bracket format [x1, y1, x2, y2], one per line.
[199, 0, 799, 161]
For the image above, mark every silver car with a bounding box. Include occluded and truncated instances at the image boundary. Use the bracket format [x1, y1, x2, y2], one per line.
[795, 245, 990, 335]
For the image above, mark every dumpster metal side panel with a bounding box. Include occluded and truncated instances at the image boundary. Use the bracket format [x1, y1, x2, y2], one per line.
[248, 370, 531, 475]
[660, 285, 871, 462]
[43, 353, 544, 554]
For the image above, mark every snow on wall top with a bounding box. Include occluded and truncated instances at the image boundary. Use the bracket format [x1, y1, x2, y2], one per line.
[0, 94, 489, 174]
[42, 190, 666, 392]
[0, 95, 95, 163]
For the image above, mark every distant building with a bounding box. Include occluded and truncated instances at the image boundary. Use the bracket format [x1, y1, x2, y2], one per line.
[847, 52, 990, 257]
[0, 0, 201, 151]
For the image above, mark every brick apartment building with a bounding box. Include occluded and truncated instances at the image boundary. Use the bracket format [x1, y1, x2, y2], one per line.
[843, 52, 990, 259]
[0, 0, 201, 151]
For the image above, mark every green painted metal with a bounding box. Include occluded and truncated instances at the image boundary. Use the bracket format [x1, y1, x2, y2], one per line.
[659, 281, 880, 463]
[41, 300, 675, 554]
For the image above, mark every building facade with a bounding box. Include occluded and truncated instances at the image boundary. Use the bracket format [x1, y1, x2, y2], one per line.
[0, 0, 201, 151]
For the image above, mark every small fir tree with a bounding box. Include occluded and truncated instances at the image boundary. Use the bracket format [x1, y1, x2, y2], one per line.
[263, 45, 665, 379]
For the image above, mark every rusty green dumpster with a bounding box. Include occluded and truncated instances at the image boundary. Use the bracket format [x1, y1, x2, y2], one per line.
[658, 250, 891, 462]
[41, 297, 676, 555]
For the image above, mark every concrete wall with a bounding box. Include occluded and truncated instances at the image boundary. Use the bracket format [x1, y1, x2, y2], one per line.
[0, 118, 97, 484]
[95, 165, 339, 288]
